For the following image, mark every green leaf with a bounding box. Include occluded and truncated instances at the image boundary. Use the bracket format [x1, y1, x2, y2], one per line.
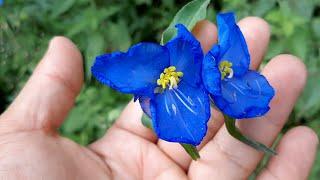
[106, 21, 131, 51]
[309, 146, 320, 180]
[85, 33, 105, 79]
[296, 71, 320, 118]
[286, 26, 311, 60]
[51, 0, 76, 19]
[312, 17, 320, 40]
[62, 104, 91, 133]
[181, 143, 200, 160]
[284, 0, 315, 20]
[134, 0, 152, 5]
[251, 0, 276, 16]
[160, 0, 210, 44]
[265, 40, 285, 60]
[224, 115, 277, 156]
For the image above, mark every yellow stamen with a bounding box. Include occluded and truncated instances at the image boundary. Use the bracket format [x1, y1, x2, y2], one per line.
[156, 66, 183, 91]
[219, 60, 233, 79]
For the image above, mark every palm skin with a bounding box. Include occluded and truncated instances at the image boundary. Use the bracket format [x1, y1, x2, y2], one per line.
[0, 18, 318, 180]
[0, 131, 110, 179]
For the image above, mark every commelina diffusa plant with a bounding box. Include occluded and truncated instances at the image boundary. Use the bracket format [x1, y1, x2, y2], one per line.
[91, 0, 276, 160]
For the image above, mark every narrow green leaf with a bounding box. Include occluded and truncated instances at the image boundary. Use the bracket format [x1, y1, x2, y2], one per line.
[252, 0, 276, 16]
[85, 33, 105, 79]
[285, 0, 314, 20]
[312, 17, 320, 40]
[224, 115, 277, 156]
[296, 71, 320, 118]
[181, 143, 200, 160]
[51, 0, 76, 19]
[107, 21, 131, 51]
[160, 0, 210, 44]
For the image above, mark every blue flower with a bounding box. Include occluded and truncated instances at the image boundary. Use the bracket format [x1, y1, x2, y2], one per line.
[92, 24, 211, 146]
[202, 12, 275, 119]
[0, 0, 3, 6]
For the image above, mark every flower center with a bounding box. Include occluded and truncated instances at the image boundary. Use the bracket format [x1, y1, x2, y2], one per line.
[157, 66, 183, 90]
[219, 60, 234, 79]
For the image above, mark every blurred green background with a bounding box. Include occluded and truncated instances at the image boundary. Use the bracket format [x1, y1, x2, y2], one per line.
[0, 0, 319, 178]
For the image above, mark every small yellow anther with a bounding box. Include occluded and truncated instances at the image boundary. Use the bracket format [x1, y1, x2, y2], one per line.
[160, 73, 164, 79]
[156, 66, 183, 92]
[161, 82, 166, 89]
[219, 60, 233, 79]
[177, 72, 183, 77]
[168, 66, 176, 71]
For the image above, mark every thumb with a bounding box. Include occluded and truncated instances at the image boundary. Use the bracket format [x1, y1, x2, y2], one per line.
[0, 37, 83, 133]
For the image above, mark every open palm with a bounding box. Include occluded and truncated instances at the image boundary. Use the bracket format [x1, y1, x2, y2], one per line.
[0, 18, 317, 180]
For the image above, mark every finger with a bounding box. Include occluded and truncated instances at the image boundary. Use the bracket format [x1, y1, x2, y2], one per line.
[111, 100, 157, 142]
[189, 55, 307, 179]
[192, 20, 218, 53]
[238, 17, 270, 69]
[159, 17, 271, 170]
[258, 126, 318, 180]
[0, 37, 83, 132]
[90, 106, 186, 179]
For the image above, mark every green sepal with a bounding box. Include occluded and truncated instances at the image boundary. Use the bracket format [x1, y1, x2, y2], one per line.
[141, 114, 153, 130]
[160, 0, 211, 45]
[224, 115, 277, 156]
[181, 143, 200, 160]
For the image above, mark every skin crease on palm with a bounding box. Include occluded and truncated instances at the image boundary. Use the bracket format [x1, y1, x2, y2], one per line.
[0, 17, 318, 180]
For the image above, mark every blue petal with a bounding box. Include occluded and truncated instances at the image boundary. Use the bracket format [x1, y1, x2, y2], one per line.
[212, 70, 274, 119]
[216, 12, 250, 76]
[165, 24, 204, 87]
[150, 81, 210, 145]
[133, 95, 139, 102]
[91, 43, 170, 97]
[202, 46, 222, 96]
[139, 96, 151, 117]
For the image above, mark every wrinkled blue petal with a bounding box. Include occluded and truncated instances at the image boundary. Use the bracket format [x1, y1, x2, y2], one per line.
[202, 46, 222, 96]
[150, 81, 210, 146]
[216, 12, 250, 76]
[133, 95, 139, 102]
[91, 43, 170, 97]
[165, 24, 203, 87]
[212, 71, 274, 119]
[139, 96, 151, 117]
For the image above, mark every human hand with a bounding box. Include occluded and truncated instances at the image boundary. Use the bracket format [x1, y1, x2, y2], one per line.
[0, 17, 318, 180]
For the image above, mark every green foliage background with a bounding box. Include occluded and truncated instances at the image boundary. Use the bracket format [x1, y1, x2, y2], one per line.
[0, 0, 320, 178]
